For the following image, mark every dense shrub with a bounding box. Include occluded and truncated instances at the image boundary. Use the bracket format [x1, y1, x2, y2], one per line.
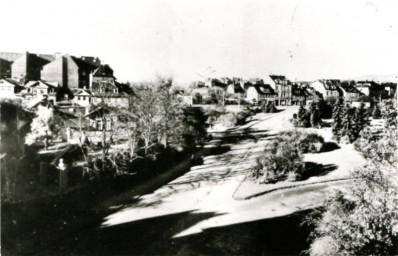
[278, 130, 325, 154]
[250, 130, 326, 183]
[262, 101, 278, 113]
[298, 133, 324, 153]
[250, 139, 305, 183]
[372, 104, 382, 119]
[235, 107, 252, 125]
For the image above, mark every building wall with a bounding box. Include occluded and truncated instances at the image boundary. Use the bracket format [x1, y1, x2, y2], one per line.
[276, 84, 292, 105]
[357, 87, 370, 96]
[310, 81, 326, 96]
[41, 57, 64, 86]
[73, 95, 91, 107]
[246, 87, 258, 102]
[0, 58, 12, 78]
[93, 76, 114, 85]
[0, 83, 15, 98]
[92, 96, 129, 108]
[11, 53, 50, 81]
[11, 53, 27, 81]
[67, 57, 79, 89]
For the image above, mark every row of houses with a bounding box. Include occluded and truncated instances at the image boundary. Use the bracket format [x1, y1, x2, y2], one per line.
[0, 51, 130, 109]
[191, 75, 396, 105]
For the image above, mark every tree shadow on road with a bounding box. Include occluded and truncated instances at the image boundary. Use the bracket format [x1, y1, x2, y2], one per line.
[171, 209, 312, 256]
[30, 208, 313, 256]
[38, 210, 224, 256]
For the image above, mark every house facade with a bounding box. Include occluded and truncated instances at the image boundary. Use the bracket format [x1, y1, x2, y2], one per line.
[0, 79, 23, 98]
[245, 83, 276, 103]
[338, 82, 362, 101]
[310, 80, 340, 100]
[21, 80, 58, 102]
[72, 88, 92, 107]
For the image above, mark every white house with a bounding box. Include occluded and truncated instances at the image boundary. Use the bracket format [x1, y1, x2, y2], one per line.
[72, 88, 92, 107]
[309, 80, 340, 99]
[245, 84, 276, 103]
[356, 83, 371, 96]
[23, 80, 58, 99]
[338, 83, 362, 101]
[0, 79, 22, 98]
[262, 75, 277, 90]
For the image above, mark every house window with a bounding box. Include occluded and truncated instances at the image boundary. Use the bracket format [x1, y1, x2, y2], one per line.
[97, 120, 103, 130]
[106, 120, 112, 131]
[40, 90, 44, 94]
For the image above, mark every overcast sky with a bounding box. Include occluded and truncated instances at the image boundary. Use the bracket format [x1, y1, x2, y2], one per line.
[1, 0, 397, 84]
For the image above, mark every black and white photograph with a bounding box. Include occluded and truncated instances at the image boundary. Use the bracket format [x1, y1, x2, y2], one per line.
[1, 0, 397, 255]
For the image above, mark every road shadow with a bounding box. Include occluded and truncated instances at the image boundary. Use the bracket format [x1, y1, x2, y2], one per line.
[321, 142, 340, 152]
[301, 162, 338, 180]
[25, 209, 312, 256]
[36, 210, 224, 256]
[169, 209, 312, 255]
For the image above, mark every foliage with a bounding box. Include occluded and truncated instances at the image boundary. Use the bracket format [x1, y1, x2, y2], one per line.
[1, 100, 34, 202]
[181, 107, 208, 151]
[250, 130, 325, 183]
[310, 108, 321, 128]
[332, 98, 344, 139]
[25, 105, 64, 149]
[309, 126, 398, 255]
[333, 99, 369, 143]
[380, 100, 397, 128]
[340, 104, 356, 143]
[298, 133, 324, 153]
[236, 106, 253, 125]
[250, 139, 305, 183]
[193, 92, 203, 104]
[262, 101, 277, 113]
[372, 104, 382, 119]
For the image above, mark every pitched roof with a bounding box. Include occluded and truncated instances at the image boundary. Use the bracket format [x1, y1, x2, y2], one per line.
[211, 78, 228, 88]
[80, 56, 101, 67]
[253, 84, 275, 95]
[25, 80, 58, 89]
[71, 56, 97, 71]
[72, 88, 92, 96]
[270, 75, 287, 82]
[340, 82, 361, 93]
[93, 64, 114, 77]
[232, 83, 245, 93]
[320, 80, 339, 90]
